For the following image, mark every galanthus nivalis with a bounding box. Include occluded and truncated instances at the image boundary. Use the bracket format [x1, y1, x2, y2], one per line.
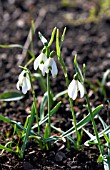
[34, 52, 47, 73]
[42, 57, 58, 78]
[16, 70, 31, 94]
[68, 79, 84, 100]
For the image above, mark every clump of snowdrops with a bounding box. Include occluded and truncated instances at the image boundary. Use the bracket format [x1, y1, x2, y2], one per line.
[0, 22, 110, 170]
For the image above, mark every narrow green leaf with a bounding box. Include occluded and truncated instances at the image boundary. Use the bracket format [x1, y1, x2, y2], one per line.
[21, 102, 35, 157]
[56, 29, 61, 58]
[0, 44, 23, 49]
[32, 101, 61, 129]
[0, 91, 24, 102]
[60, 27, 66, 48]
[103, 133, 110, 143]
[40, 92, 48, 120]
[33, 73, 47, 92]
[83, 128, 94, 139]
[85, 125, 110, 146]
[62, 104, 103, 138]
[101, 69, 110, 87]
[44, 123, 50, 139]
[11, 120, 44, 139]
[53, 89, 68, 101]
[51, 125, 76, 146]
[0, 115, 11, 124]
[0, 144, 16, 153]
[97, 155, 104, 163]
[103, 158, 110, 170]
[98, 115, 107, 129]
[50, 101, 61, 115]
[48, 27, 56, 47]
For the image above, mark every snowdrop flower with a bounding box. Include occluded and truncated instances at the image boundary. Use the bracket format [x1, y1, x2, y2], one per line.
[16, 70, 31, 94]
[34, 52, 47, 73]
[68, 79, 84, 100]
[42, 57, 58, 78]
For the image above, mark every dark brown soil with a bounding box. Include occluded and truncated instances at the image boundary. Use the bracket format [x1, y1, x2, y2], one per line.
[0, 0, 110, 169]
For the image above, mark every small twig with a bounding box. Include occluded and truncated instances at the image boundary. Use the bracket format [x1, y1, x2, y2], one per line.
[18, 7, 47, 65]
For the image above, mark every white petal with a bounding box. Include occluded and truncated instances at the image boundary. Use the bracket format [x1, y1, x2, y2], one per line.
[34, 56, 40, 70]
[51, 59, 58, 78]
[16, 81, 20, 90]
[18, 70, 25, 82]
[68, 79, 77, 100]
[42, 58, 51, 75]
[40, 53, 47, 62]
[26, 77, 31, 90]
[22, 78, 28, 94]
[46, 58, 52, 68]
[42, 63, 49, 76]
[77, 81, 84, 98]
[39, 63, 44, 72]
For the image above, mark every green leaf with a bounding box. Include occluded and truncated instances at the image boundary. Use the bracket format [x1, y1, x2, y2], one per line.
[103, 133, 110, 143]
[98, 115, 107, 129]
[51, 125, 76, 146]
[60, 27, 66, 48]
[85, 125, 110, 146]
[21, 102, 35, 158]
[0, 115, 11, 124]
[101, 69, 110, 87]
[53, 89, 68, 101]
[62, 104, 103, 138]
[0, 144, 16, 153]
[0, 91, 24, 102]
[40, 92, 48, 120]
[56, 29, 61, 58]
[97, 155, 104, 163]
[100, 69, 110, 98]
[38, 32, 48, 46]
[44, 123, 50, 139]
[32, 101, 61, 129]
[0, 44, 23, 49]
[48, 27, 56, 47]
[50, 101, 61, 115]
[0, 44, 32, 59]
[33, 73, 47, 92]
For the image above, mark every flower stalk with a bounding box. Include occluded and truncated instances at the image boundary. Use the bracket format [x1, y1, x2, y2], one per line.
[47, 73, 51, 137]
[84, 87, 103, 155]
[28, 70, 40, 134]
[56, 28, 80, 148]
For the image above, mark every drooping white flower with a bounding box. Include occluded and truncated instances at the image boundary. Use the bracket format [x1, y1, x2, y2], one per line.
[42, 57, 58, 78]
[68, 79, 84, 100]
[34, 53, 47, 73]
[16, 70, 31, 94]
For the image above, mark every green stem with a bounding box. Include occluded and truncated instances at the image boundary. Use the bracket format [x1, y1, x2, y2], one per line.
[25, 57, 35, 68]
[56, 29, 80, 147]
[58, 55, 80, 147]
[84, 87, 103, 155]
[47, 73, 51, 136]
[29, 71, 40, 134]
[65, 75, 80, 148]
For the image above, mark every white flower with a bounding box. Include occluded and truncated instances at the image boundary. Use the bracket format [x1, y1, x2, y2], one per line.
[34, 53, 47, 73]
[16, 70, 31, 94]
[42, 57, 58, 78]
[68, 79, 84, 100]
